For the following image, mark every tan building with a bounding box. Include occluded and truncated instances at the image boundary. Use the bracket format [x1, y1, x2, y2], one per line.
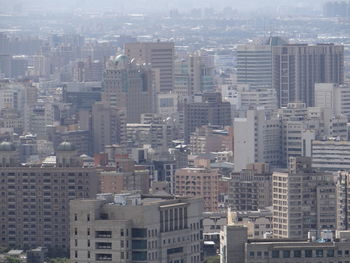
[175, 159, 219, 212]
[227, 207, 273, 239]
[102, 55, 155, 123]
[92, 102, 126, 154]
[125, 42, 174, 92]
[0, 141, 99, 252]
[70, 193, 204, 263]
[228, 163, 272, 211]
[272, 157, 337, 239]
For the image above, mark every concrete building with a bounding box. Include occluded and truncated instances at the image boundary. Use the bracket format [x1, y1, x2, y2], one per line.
[227, 207, 273, 239]
[125, 42, 174, 92]
[189, 126, 233, 155]
[221, 225, 350, 263]
[234, 109, 281, 172]
[70, 193, 204, 263]
[272, 157, 337, 239]
[315, 82, 350, 120]
[184, 93, 231, 144]
[312, 139, 350, 171]
[102, 55, 154, 123]
[236, 45, 272, 89]
[175, 159, 219, 212]
[0, 141, 99, 252]
[92, 102, 126, 154]
[228, 163, 272, 211]
[272, 44, 344, 107]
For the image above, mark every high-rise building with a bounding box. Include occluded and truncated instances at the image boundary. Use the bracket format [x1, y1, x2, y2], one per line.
[228, 163, 272, 211]
[125, 42, 174, 92]
[184, 93, 231, 144]
[0, 141, 99, 252]
[175, 158, 219, 212]
[236, 37, 288, 90]
[315, 83, 350, 120]
[102, 55, 154, 123]
[233, 109, 281, 172]
[70, 193, 204, 263]
[272, 157, 337, 239]
[272, 44, 344, 107]
[92, 102, 126, 154]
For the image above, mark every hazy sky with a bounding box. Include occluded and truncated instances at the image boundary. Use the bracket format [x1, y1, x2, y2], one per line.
[0, 0, 325, 13]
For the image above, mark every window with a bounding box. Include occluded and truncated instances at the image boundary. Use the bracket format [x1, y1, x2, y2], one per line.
[283, 250, 290, 258]
[132, 228, 147, 238]
[293, 250, 301, 258]
[316, 249, 323, 257]
[327, 249, 334, 257]
[305, 249, 312, 258]
[272, 251, 279, 258]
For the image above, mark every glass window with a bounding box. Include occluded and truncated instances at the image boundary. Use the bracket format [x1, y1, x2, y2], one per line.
[305, 249, 313, 258]
[293, 250, 301, 258]
[272, 251, 279, 258]
[283, 250, 290, 258]
[316, 249, 324, 257]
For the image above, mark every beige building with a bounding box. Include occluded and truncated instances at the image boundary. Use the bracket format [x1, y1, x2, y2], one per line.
[229, 163, 272, 211]
[175, 159, 219, 212]
[102, 55, 155, 123]
[70, 193, 204, 263]
[92, 102, 126, 154]
[125, 42, 174, 92]
[227, 207, 273, 239]
[272, 157, 337, 239]
[221, 225, 350, 263]
[0, 141, 99, 252]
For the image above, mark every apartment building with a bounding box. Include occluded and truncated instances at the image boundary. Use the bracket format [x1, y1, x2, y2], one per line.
[0, 141, 99, 252]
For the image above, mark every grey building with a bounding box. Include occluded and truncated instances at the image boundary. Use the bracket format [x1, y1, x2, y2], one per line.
[70, 193, 204, 263]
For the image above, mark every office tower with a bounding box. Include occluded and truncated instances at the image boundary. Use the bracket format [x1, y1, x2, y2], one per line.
[175, 157, 219, 212]
[315, 83, 350, 120]
[221, 84, 278, 113]
[272, 157, 337, 239]
[70, 193, 204, 263]
[125, 42, 174, 92]
[184, 93, 231, 144]
[272, 44, 344, 107]
[92, 102, 126, 154]
[236, 37, 287, 89]
[0, 141, 99, 252]
[233, 109, 281, 172]
[236, 45, 272, 88]
[102, 55, 154, 123]
[312, 140, 350, 171]
[278, 103, 348, 166]
[175, 53, 215, 95]
[228, 163, 272, 211]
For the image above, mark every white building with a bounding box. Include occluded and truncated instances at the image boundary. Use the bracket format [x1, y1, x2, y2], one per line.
[315, 83, 350, 119]
[234, 109, 281, 172]
[312, 139, 350, 171]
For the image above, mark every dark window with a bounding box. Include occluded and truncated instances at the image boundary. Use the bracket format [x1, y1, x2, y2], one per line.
[272, 251, 279, 258]
[132, 228, 147, 238]
[293, 250, 301, 258]
[305, 250, 312, 258]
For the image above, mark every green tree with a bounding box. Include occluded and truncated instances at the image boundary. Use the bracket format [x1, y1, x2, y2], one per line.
[5, 256, 22, 263]
[205, 255, 220, 263]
